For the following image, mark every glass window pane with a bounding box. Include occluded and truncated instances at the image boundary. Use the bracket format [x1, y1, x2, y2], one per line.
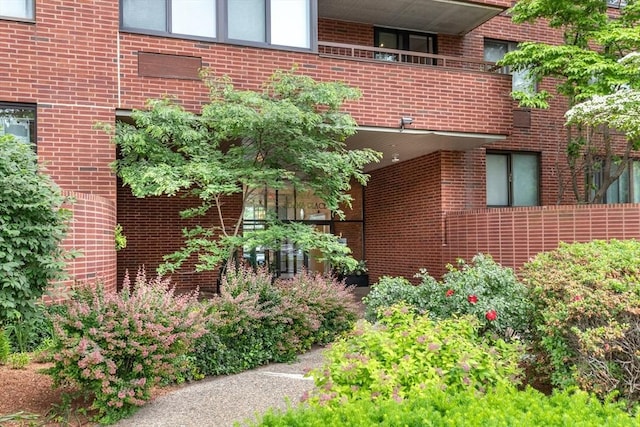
[633, 162, 640, 203]
[172, 0, 216, 37]
[512, 153, 539, 206]
[122, 0, 166, 31]
[378, 31, 398, 49]
[228, 0, 265, 42]
[486, 154, 509, 206]
[0, 105, 35, 145]
[271, 0, 310, 48]
[483, 41, 508, 63]
[618, 164, 630, 203]
[0, 0, 33, 19]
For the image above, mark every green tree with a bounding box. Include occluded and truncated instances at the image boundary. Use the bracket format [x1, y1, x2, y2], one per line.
[0, 135, 71, 326]
[500, 0, 640, 203]
[112, 69, 381, 275]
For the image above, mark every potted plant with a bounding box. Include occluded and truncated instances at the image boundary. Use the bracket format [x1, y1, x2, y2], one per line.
[335, 260, 369, 287]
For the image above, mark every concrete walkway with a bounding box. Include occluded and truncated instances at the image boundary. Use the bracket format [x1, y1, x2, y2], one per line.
[114, 347, 326, 427]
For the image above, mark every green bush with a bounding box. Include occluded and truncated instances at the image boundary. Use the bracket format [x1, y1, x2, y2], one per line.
[0, 135, 71, 326]
[7, 352, 31, 369]
[47, 269, 207, 424]
[193, 265, 359, 376]
[0, 328, 10, 364]
[306, 304, 524, 405]
[254, 386, 637, 426]
[364, 254, 532, 338]
[362, 276, 418, 322]
[521, 239, 640, 406]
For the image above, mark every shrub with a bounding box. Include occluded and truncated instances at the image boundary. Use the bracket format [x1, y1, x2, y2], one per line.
[276, 271, 360, 349]
[362, 276, 417, 322]
[0, 328, 10, 364]
[47, 269, 206, 424]
[193, 265, 359, 376]
[254, 386, 637, 426]
[521, 239, 640, 407]
[0, 135, 71, 326]
[306, 304, 524, 405]
[7, 352, 31, 369]
[364, 254, 532, 338]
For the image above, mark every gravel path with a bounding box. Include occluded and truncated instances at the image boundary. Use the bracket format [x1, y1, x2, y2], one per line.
[114, 347, 326, 427]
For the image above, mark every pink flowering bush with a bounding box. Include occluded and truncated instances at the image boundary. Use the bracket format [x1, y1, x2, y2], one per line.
[46, 269, 207, 424]
[193, 265, 359, 376]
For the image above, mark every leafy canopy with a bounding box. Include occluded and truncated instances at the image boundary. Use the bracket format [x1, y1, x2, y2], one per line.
[500, 0, 640, 203]
[0, 135, 71, 326]
[112, 69, 381, 273]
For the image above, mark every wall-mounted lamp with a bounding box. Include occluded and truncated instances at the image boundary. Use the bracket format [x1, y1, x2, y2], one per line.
[391, 153, 400, 162]
[400, 116, 414, 130]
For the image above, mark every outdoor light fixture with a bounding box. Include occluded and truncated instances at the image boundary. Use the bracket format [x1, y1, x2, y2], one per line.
[400, 116, 414, 129]
[392, 153, 400, 162]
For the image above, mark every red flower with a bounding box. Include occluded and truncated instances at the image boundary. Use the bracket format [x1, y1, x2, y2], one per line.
[467, 295, 478, 304]
[445, 289, 455, 297]
[485, 310, 498, 321]
[571, 295, 582, 302]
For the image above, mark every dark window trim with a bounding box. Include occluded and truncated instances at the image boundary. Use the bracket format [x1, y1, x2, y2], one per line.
[373, 26, 438, 55]
[119, 0, 318, 52]
[486, 150, 541, 207]
[607, 0, 627, 8]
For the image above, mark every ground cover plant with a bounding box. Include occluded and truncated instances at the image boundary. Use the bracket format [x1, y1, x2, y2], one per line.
[521, 239, 640, 407]
[364, 254, 531, 339]
[305, 303, 524, 405]
[46, 269, 207, 424]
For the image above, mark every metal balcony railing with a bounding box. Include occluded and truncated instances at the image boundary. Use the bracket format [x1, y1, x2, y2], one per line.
[318, 42, 503, 74]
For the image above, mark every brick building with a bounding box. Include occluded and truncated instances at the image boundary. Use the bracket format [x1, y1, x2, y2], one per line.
[1, 0, 637, 293]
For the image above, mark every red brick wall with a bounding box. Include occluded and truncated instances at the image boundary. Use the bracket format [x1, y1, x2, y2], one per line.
[365, 153, 444, 284]
[118, 34, 513, 135]
[116, 185, 243, 293]
[57, 191, 117, 294]
[444, 204, 640, 275]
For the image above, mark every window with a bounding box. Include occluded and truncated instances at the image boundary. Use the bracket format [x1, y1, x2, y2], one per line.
[374, 27, 437, 63]
[0, 0, 34, 20]
[607, 0, 627, 8]
[120, 0, 313, 49]
[593, 160, 640, 203]
[484, 39, 535, 94]
[486, 152, 540, 207]
[0, 103, 36, 146]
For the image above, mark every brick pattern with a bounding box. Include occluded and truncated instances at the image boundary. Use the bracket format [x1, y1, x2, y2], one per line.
[57, 191, 117, 293]
[116, 184, 243, 292]
[443, 204, 640, 276]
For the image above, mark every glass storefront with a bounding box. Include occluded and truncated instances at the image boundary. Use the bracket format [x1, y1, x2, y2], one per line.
[242, 184, 364, 277]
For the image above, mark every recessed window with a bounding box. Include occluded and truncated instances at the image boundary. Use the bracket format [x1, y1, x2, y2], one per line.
[486, 152, 540, 207]
[593, 160, 640, 203]
[374, 27, 437, 63]
[0, 0, 34, 20]
[484, 39, 536, 94]
[0, 103, 36, 146]
[120, 0, 313, 50]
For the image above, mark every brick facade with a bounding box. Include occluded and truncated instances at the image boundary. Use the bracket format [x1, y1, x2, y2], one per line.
[1, 1, 636, 291]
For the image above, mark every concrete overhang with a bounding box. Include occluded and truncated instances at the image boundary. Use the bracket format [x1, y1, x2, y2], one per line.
[318, 0, 505, 36]
[348, 126, 507, 171]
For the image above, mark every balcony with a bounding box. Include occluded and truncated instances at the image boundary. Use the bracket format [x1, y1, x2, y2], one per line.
[318, 0, 507, 36]
[316, 41, 511, 170]
[318, 42, 500, 73]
